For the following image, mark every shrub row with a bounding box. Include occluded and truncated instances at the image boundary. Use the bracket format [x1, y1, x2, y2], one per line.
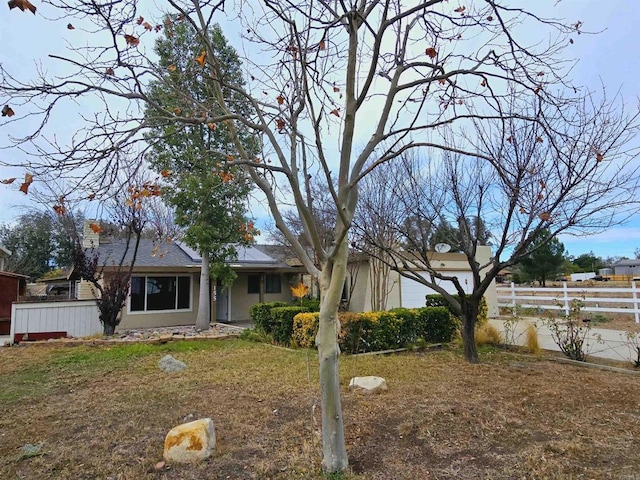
[291, 307, 457, 354]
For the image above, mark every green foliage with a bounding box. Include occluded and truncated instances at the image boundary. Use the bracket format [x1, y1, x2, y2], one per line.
[291, 307, 458, 354]
[270, 306, 308, 345]
[415, 307, 458, 343]
[0, 210, 82, 279]
[424, 294, 488, 325]
[518, 229, 566, 286]
[571, 251, 604, 273]
[298, 297, 321, 311]
[239, 328, 273, 344]
[249, 301, 288, 334]
[145, 19, 256, 277]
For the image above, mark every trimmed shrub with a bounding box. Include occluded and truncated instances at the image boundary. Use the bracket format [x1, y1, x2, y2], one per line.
[425, 294, 489, 325]
[249, 301, 288, 333]
[270, 306, 308, 345]
[292, 312, 319, 348]
[298, 297, 321, 311]
[415, 306, 458, 343]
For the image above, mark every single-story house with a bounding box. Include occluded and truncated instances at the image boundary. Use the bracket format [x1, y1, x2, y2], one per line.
[613, 259, 640, 277]
[77, 223, 303, 330]
[255, 243, 498, 316]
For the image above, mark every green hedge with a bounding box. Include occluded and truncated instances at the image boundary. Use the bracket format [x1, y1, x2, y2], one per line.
[291, 308, 458, 354]
[249, 301, 288, 333]
[425, 294, 488, 325]
[270, 306, 308, 345]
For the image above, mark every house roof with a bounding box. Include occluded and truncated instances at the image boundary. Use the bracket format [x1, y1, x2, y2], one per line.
[613, 259, 640, 267]
[0, 244, 11, 257]
[0, 271, 29, 280]
[92, 239, 293, 270]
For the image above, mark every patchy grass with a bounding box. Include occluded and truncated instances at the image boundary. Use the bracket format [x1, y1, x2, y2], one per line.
[1, 340, 639, 479]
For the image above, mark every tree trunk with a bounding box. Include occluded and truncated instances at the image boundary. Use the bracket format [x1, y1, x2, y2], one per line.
[103, 322, 116, 336]
[316, 249, 349, 472]
[460, 303, 480, 363]
[195, 251, 211, 331]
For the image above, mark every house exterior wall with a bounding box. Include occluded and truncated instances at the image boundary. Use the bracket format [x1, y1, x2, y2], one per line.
[613, 264, 640, 276]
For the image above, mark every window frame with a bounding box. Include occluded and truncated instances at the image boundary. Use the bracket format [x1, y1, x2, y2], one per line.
[128, 274, 192, 314]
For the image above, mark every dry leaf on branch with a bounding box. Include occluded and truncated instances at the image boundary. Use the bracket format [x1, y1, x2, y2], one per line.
[7, 0, 36, 14]
[0, 178, 16, 184]
[425, 47, 437, 59]
[124, 34, 139, 47]
[2, 105, 15, 117]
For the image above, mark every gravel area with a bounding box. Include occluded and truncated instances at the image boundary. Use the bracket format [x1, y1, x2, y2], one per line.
[115, 323, 246, 341]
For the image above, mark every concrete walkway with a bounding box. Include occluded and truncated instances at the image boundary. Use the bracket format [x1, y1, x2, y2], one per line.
[489, 317, 639, 364]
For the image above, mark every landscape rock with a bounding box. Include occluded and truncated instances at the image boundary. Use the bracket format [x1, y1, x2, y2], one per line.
[349, 376, 388, 394]
[158, 354, 187, 373]
[163, 418, 216, 464]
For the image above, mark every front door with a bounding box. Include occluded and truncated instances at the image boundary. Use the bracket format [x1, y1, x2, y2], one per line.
[216, 282, 230, 322]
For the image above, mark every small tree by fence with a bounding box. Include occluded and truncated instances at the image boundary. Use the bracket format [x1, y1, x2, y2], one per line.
[497, 282, 640, 323]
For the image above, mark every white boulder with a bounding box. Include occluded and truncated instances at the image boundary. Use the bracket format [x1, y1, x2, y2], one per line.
[349, 376, 388, 394]
[163, 418, 216, 464]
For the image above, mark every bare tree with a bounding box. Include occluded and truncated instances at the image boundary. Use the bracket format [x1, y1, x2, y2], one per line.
[0, 0, 616, 471]
[360, 96, 640, 362]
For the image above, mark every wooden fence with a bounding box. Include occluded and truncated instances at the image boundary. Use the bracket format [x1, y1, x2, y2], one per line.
[10, 300, 101, 343]
[496, 282, 640, 323]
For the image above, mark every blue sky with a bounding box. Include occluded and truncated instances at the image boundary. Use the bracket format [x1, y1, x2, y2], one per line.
[0, 0, 639, 260]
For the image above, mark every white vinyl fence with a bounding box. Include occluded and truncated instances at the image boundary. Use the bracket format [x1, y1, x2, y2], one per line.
[10, 300, 102, 343]
[497, 282, 640, 323]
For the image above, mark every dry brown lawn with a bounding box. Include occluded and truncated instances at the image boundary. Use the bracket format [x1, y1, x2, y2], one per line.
[1, 339, 639, 479]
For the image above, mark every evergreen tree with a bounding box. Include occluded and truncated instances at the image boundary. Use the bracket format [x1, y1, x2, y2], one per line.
[519, 229, 566, 286]
[145, 20, 255, 329]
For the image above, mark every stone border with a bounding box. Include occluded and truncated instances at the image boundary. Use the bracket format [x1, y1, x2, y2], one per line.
[7, 333, 242, 348]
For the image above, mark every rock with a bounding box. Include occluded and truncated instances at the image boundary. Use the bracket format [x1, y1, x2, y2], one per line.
[163, 418, 216, 464]
[18, 443, 43, 459]
[154, 460, 166, 470]
[349, 376, 387, 394]
[158, 354, 187, 373]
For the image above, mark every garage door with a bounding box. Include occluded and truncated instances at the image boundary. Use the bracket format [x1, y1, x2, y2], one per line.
[400, 271, 474, 308]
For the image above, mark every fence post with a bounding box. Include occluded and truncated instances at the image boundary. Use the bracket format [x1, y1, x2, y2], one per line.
[563, 282, 569, 317]
[633, 281, 639, 324]
[510, 281, 516, 316]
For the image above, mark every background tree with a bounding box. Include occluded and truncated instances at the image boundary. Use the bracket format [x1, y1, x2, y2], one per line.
[0, 210, 83, 279]
[145, 19, 255, 330]
[359, 98, 639, 362]
[518, 229, 566, 286]
[572, 251, 604, 273]
[3, 1, 638, 472]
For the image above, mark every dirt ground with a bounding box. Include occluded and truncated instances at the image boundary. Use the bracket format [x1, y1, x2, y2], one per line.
[1, 339, 639, 479]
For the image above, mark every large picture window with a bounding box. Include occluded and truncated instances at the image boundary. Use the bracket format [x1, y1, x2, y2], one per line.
[130, 275, 191, 312]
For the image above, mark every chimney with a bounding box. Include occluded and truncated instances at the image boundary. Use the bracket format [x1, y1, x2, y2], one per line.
[82, 220, 100, 249]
